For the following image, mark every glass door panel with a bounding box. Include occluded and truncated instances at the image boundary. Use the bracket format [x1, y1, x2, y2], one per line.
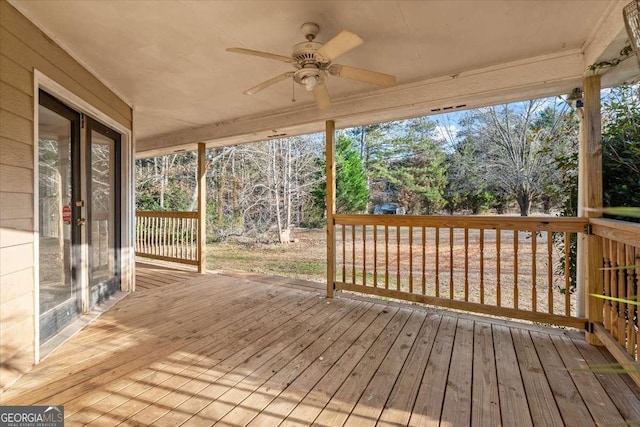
[87, 119, 121, 308]
[38, 91, 82, 343]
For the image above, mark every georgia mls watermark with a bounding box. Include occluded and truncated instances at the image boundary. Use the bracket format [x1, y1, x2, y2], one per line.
[0, 406, 64, 427]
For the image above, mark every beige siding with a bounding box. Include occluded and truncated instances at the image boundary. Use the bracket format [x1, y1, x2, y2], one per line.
[0, 0, 132, 390]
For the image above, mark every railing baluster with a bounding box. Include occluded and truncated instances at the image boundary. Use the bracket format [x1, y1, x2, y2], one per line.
[385, 225, 389, 290]
[435, 227, 440, 298]
[449, 227, 454, 300]
[617, 241, 626, 345]
[421, 226, 426, 296]
[564, 232, 571, 316]
[179, 217, 183, 260]
[636, 249, 640, 359]
[626, 245, 636, 356]
[514, 230, 519, 310]
[603, 238, 611, 331]
[162, 217, 167, 258]
[190, 217, 194, 260]
[341, 224, 347, 282]
[610, 239, 619, 338]
[496, 229, 501, 307]
[396, 225, 401, 291]
[547, 231, 553, 314]
[172, 217, 176, 259]
[189, 217, 193, 259]
[532, 231, 537, 312]
[352, 225, 356, 284]
[373, 225, 378, 288]
[464, 228, 469, 302]
[409, 226, 414, 294]
[153, 216, 158, 256]
[480, 229, 485, 305]
[362, 224, 367, 287]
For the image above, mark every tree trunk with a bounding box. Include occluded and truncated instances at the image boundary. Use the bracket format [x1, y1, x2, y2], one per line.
[284, 139, 292, 240]
[159, 156, 166, 209]
[517, 191, 531, 216]
[271, 141, 285, 243]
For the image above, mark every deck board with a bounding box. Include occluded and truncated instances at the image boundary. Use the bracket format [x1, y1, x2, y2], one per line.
[553, 334, 627, 426]
[343, 312, 425, 426]
[2, 263, 640, 427]
[511, 328, 564, 427]
[204, 301, 368, 427]
[494, 324, 534, 427]
[440, 318, 474, 426]
[408, 315, 457, 426]
[376, 315, 440, 426]
[530, 331, 595, 427]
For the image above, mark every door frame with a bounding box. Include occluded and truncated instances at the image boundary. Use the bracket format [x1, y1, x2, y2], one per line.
[33, 70, 134, 363]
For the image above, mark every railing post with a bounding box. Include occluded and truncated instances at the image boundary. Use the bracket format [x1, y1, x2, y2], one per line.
[326, 120, 336, 298]
[581, 75, 604, 344]
[197, 142, 207, 273]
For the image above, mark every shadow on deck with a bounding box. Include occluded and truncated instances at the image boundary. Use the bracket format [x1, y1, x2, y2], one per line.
[2, 263, 640, 426]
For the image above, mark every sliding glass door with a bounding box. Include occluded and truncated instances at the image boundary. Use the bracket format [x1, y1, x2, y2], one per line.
[38, 91, 82, 343]
[87, 118, 121, 308]
[38, 90, 122, 343]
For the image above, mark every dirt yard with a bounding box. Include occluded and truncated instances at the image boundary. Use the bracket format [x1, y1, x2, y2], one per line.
[207, 225, 577, 318]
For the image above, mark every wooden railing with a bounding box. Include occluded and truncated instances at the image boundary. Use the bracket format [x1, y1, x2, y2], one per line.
[135, 211, 200, 266]
[591, 219, 640, 368]
[333, 215, 588, 328]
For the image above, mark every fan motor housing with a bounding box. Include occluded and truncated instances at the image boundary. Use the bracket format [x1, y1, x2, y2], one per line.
[292, 41, 327, 66]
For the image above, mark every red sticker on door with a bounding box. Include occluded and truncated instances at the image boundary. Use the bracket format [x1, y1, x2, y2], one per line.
[62, 205, 71, 224]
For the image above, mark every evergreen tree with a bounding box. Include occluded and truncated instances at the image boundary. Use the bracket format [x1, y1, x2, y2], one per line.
[445, 134, 494, 214]
[368, 117, 447, 214]
[313, 134, 369, 214]
[602, 85, 640, 217]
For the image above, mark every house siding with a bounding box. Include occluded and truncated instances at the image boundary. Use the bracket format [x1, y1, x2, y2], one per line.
[0, 0, 132, 390]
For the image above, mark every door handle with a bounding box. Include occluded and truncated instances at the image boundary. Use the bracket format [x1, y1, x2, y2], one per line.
[76, 218, 86, 226]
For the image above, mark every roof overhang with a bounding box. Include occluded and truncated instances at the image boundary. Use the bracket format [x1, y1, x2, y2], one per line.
[9, 0, 639, 158]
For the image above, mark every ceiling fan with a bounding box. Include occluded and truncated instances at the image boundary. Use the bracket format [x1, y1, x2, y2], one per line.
[226, 22, 396, 110]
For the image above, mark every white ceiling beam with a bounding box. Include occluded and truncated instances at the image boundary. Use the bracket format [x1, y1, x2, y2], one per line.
[136, 49, 586, 157]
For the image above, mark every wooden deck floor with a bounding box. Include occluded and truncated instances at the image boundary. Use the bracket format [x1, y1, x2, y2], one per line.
[2, 264, 640, 426]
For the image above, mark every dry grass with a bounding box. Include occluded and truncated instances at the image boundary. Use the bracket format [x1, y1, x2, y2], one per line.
[207, 226, 578, 317]
[207, 229, 327, 282]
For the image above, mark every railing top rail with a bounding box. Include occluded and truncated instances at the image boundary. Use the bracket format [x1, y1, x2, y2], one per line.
[136, 210, 199, 219]
[334, 214, 588, 232]
[590, 218, 640, 248]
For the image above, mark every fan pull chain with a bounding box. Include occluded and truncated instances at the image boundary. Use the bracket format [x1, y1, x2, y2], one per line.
[291, 77, 296, 103]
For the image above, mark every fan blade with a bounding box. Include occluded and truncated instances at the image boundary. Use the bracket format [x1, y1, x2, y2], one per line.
[329, 64, 396, 87]
[244, 72, 294, 95]
[227, 47, 296, 64]
[312, 82, 331, 110]
[315, 30, 364, 62]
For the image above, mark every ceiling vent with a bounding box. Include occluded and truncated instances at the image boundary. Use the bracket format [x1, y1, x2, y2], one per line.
[430, 104, 467, 113]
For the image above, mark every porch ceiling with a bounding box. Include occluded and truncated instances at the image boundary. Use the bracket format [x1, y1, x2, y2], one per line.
[11, 0, 639, 157]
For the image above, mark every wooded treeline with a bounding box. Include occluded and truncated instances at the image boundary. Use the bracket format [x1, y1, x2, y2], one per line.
[136, 86, 640, 242]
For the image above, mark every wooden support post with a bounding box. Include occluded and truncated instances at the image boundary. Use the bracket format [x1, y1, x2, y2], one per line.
[326, 120, 336, 298]
[581, 75, 604, 344]
[197, 142, 207, 273]
[576, 109, 585, 317]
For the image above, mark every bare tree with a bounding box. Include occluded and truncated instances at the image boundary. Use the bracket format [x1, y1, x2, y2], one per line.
[466, 99, 573, 216]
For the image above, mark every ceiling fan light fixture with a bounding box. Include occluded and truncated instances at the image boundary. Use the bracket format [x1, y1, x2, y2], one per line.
[303, 75, 319, 91]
